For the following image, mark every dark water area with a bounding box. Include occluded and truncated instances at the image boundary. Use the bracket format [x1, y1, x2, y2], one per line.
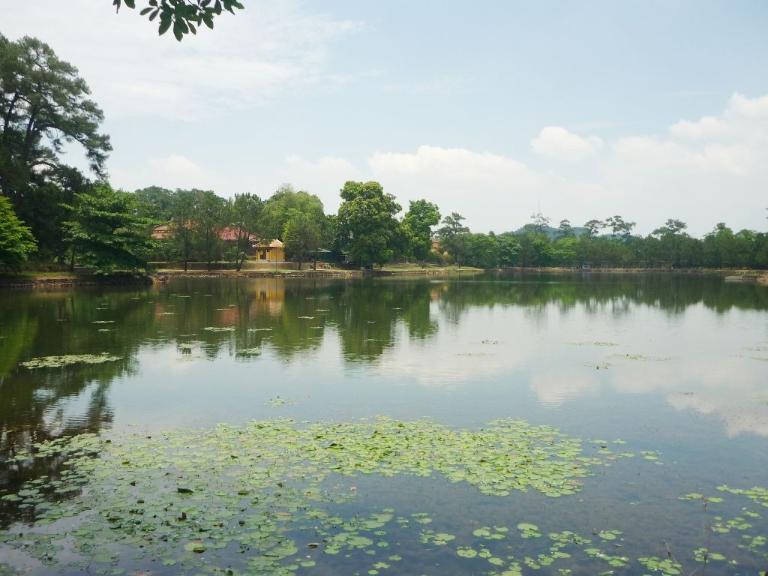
[1, 273, 767, 575]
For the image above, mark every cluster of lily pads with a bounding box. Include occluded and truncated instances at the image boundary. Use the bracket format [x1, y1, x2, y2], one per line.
[20, 353, 123, 369]
[0, 419, 766, 575]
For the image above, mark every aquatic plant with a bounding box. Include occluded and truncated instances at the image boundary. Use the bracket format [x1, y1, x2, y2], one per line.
[20, 353, 122, 369]
[0, 420, 766, 575]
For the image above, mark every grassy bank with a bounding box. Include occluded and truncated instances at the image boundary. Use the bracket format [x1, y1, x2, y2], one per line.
[0, 271, 153, 289]
[378, 263, 483, 275]
[493, 266, 768, 278]
[3, 266, 766, 289]
[153, 268, 358, 281]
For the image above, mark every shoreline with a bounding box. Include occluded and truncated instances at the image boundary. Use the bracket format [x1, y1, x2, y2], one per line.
[1, 267, 766, 289]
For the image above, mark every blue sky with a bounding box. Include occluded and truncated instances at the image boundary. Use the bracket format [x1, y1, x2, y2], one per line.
[3, 0, 768, 234]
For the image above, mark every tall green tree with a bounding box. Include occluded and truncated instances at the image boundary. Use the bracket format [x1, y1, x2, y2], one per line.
[0, 35, 111, 257]
[134, 186, 175, 222]
[497, 232, 521, 267]
[336, 181, 402, 267]
[193, 190, 226, 270]
[605, 215, 636, 240]
[557, 219, 575, 239]
[259, 185, 325, 241]
[436, 212, 470, 265]
[226, 193, 262, 271]
[283, 211, 322, 270]
[652, 219, 689, 267]
[583, 219, 604, 238]
[169, 189, 197, 271]
[402, 199, 441, 263]
[0, 196, 36, 272]
[63, 185, 153, 273]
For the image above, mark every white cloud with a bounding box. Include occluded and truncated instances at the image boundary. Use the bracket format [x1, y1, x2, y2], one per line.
[279, 155, 361, 212]
[530, 126, 603, 160]
[112, 154, 210, 191]
[361, 93, 768, 234]
[1, 0, 362, 121]
[368, 144, 606, 229]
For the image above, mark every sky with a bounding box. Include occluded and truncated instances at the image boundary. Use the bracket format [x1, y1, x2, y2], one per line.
[2, 0, 768, 235]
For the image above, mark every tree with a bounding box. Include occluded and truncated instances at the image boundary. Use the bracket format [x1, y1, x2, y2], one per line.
[516, 230, 552, 267]
[112, 0, 244, 41]
[436, 212, 470, 265]
[134, 186, 175, 222]
[652, 219, 689, 267]
[193, 190, 226, 270]
[337, 181, 402, 267]
[463, 233, 500, 268]
[402, 199, 441, 263]
[226, 193, 262, 271]
[259, 185, 325, 240]
[496, 233, 520, 267]
[63, 185, 154, 273]
[1, 35, 111, 256]
[0, 196, 36, 272]
[283, 211, 322, 270]
[583, 219, 604, 238]
[530, 212, 551, 234]
[605, 215, 636, 241]
[551, 236, 578, 266]
[169, 189, 196, 271]
[557, 219, 574, 239]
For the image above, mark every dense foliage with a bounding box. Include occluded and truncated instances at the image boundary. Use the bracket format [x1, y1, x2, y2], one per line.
[336, 181, 402, 267]
[63, 185, 154, 273]
[402, 200, 441, 262]
[0, 196, 36, 271]
[0, 34, 110, 260]
[436, 214, 768, 270]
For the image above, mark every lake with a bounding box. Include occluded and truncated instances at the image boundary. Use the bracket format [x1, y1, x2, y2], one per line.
[1, 273, 767, 575]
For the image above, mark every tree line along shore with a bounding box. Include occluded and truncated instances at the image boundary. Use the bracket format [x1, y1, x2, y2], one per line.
[2, 35, 768, 280]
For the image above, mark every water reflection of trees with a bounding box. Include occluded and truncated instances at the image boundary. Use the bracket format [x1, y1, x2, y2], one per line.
[0, 290, 147, 527]
[1, 274, 766, 525]
[435, 273, 768, 322]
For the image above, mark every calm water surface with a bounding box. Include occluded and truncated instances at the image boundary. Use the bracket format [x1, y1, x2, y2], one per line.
[1, 273, 767, 575]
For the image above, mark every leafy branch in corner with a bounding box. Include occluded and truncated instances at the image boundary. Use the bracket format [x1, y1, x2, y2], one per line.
[112, 0, 244, 41]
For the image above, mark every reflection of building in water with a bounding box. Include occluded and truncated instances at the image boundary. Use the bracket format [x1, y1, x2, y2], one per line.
[249, 280, 285, 317]
[430, 283, 448, 301]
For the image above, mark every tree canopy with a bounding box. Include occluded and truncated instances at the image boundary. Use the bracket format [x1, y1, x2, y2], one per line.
[227, 193, 262, 271]
[1, 34, 111, 258]
[63, 185, 154, 273]
[283, 211, 323, 269]
[0, 196, 36, 271]
[337, 181, 402, 267]
[402, 199, 441, 262]
[259, 185, 325, 241]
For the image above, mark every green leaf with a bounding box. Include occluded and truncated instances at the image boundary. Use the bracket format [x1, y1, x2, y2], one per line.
[158, 16, 172, 35]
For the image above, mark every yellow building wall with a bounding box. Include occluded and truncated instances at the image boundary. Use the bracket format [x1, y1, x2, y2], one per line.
[267, 247, 284, 262]
[254, 246, 285, 262]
